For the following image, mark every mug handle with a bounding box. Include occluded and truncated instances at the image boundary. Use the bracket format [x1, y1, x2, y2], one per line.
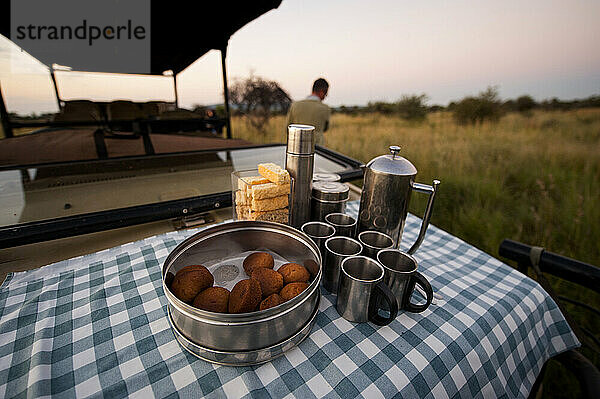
[404, 272, 433, 313]
[368, 282, 398, 326]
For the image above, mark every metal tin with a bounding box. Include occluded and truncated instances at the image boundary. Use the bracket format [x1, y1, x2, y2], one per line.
[311, 181, 349, 221]
[313, 172, 341, 182]
[358, 145, 440, 254]
[286, 124, 315, 228]
[312, 181, 349, 201]
[162, 221, 321, 359]
[169, 296, 320, 366]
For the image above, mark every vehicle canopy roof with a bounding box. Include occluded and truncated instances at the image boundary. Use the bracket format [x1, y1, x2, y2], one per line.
[0, 0, 282, 75]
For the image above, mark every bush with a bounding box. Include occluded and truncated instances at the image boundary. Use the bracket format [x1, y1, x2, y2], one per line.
[367, 101, 396, 115]
[396, 94, 428, 121]
[539, 95, 600, 111]
[502, 99, 516, 112]
[335, 105, 362, 115]
[366, 94, 428, 120]
[516, 95, 536, 114]
[453, 86, 504, 125]
[230, 75, 291, 130]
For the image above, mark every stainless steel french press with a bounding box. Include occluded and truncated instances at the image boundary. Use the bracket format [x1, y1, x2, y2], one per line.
[357, 145, 440, 254]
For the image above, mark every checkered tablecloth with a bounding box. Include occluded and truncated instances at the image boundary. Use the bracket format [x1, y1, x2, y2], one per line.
[0, 202, 579, 398]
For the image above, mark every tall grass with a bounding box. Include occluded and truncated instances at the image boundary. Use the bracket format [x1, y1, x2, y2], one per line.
[233, 109, 600, 397]
[233, 109, 600, 266]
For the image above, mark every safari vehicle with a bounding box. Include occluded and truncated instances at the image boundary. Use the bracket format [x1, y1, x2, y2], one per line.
[0, 1, 363, 280]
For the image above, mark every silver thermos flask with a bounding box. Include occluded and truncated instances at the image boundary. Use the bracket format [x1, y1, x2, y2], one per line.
[286, 124, 315, 228]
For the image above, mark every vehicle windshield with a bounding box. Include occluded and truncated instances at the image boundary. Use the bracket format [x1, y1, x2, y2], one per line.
[0, 145, 349, 228]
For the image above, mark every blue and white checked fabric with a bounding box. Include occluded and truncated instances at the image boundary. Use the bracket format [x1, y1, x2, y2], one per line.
[0, 202, 579, 398]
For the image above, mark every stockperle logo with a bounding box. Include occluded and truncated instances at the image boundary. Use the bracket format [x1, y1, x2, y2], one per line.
[10, 0, 150, 74]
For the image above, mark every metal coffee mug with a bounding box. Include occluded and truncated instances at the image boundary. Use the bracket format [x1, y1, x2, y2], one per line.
[301, 221, 335, 262]
[336, 256, 398, 325]
[323, 236, 362, 293]
[377, 249, 433, 313]
[325, 213, 357, 237]
[358, 231, 394, 259]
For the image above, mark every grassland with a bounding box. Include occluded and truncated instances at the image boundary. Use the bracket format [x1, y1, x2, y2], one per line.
[233, 109, 599, 265]
[233, 109, 600, 397]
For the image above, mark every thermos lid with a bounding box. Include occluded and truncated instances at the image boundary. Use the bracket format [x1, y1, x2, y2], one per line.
[312, 181, 349, 201]
[313, 173, 341, 182]
[366, 145, 417, 176]
[287, 124, 315, 155]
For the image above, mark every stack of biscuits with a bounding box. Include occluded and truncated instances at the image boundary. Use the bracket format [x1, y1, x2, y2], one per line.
[235, 163, 291, 224]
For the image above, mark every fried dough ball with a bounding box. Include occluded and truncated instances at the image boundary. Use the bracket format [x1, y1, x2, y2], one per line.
[243, 252, 274, 276]
[280, 282, 309, 301]
[251, 268, 284, 297]
[259, 293, 283, 311]
[192, 287, 230, 313]
[170, 265, 214, 303]
[278, 263, 310, 285]
[229, 279, 262, 313]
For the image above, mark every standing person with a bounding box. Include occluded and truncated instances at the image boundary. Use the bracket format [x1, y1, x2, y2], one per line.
[286, 78, 330, 146]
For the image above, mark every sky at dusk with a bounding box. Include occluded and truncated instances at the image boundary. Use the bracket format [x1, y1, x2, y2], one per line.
[1, 0, 599, 115]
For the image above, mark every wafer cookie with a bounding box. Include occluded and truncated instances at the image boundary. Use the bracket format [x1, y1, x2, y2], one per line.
[251, 182, 291, 200]
[247, 208, 289, 223]
[251, 194, 288, 212]
[258, 163, 290, 185]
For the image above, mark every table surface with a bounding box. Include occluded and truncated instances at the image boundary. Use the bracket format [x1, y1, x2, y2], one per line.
[0, 202, 579, 398]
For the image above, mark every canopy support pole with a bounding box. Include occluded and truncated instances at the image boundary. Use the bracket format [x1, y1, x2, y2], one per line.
[173, 74, 179, 108]
[49, 69, 62, 111]
[221, 46, 232, 139]
[0, 83, 13, 138]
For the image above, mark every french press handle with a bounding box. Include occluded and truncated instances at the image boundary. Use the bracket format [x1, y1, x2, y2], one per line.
[406, 179, 440, 254]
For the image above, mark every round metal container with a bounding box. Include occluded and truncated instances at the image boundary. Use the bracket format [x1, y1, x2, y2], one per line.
[311, 181, 349, 222]
[168, 296, 320, 366]
[162, 220, 321, 360]
[313, 172, 341, 182]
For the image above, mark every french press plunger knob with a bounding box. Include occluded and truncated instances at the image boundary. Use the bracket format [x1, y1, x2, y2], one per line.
[389, 145, 401, 159]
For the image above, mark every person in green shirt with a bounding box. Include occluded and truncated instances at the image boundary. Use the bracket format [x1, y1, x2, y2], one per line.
[286, 78, 331, 146]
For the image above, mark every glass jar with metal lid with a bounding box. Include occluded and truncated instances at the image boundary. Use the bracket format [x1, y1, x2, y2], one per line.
[311, 181, 349, 222]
